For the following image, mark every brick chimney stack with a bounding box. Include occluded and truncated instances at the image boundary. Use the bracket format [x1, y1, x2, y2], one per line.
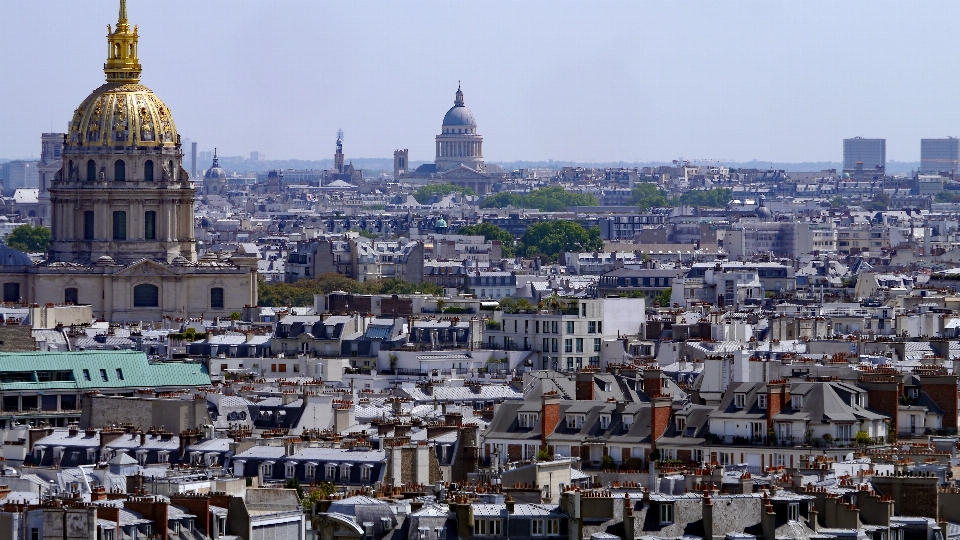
[643, 366, 664, 398]
[541, 393, 561, 448]
[575, 372, 595, 401]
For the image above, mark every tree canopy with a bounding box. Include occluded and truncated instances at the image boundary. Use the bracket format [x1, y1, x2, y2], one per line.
[677, 188, 732, 208]
[518, 221, 603, 263]
[258, 273, 444, 307]
[629, 183, 671, 211]
[480, 186, 598, 212]
[456, 222, 515, 257]
[412, 183, 476, 204]
[5, 224, 50, 253]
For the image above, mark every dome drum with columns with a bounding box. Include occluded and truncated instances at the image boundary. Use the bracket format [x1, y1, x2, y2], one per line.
[0, 0, 258, 322]
[435, 85, 484, 173]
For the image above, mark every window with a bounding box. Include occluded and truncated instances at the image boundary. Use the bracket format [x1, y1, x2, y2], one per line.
[112, 211, 126, 240]
[594, 338, 601, 352]
[114, 160, 125, 181]
[285, 463, 295, 478]
[623, 414, 633, 431]
[211, 287, 224, 309]
[144, 211, 156, 240]
[566, 321, 574, 334]
[542, 338, 549, 352]
[360, 465, 371, 481]
[532, 519, 545, 536]
[144, 160, 154, 181]
[575, 338, 583, 353]
[475, 519, 501, 537]
[758, 394, 767, 409]
[581, 303, 587, 316]
[115, 368, 124, 381]
[65, 288, 78, 304]
[566, 414, 584, 429]
[588, 321, 597, 333]
[735, 393, 746, 409]
[305, 463, 316, 478]
[599, 414, 610, 430]
[1, 282, 20, 303]
[340, 464, 351, 478]
[676, 416, 686, 432]
[837, 424, 852, 442]
[326, 464, 336, 479]
[260, 462, 273, 477]
[133, 284, 159, 307]
[787, 502, 799, 521]
[518, 413, 538, 428]
[551, 321, 558, 333]
[84, 211, 95, 240]
[82, 369, 91, 381]
[87, 160, 97, 182]
[551, 339, 558, 353]
[99, 369, 108, 382]
[564, 339, 572, 353]
[791, 395, 804, 409]
[659, 503, 674, 524]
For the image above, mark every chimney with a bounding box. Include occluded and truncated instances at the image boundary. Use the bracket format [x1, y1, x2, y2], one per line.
[766, 380, 786, 430]
[643, 366, 664, 398]
[575, 372, 594, 401]
[541, 394, 561, 447]
[505, 496, 515, 513]
[650, 395, 672, 455]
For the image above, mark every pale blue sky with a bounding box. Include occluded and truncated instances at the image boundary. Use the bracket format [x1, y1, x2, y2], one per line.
[2, 0, 959, 164]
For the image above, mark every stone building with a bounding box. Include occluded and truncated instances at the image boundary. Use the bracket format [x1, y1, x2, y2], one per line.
[0, 1, 257, 321]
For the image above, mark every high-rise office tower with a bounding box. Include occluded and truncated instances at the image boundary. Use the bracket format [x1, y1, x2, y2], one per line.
[843, 137, 886, 172]
[920, 137, 959, 173]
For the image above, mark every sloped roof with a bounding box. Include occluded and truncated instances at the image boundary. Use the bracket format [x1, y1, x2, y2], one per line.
[0, 351, 210, 391]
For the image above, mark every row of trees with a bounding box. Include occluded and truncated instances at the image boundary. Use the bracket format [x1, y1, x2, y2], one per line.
[412, 183, 476, 204]
[630, 185, 733, 210]
[480, 186, 598, 211]
[258, 273, 444, 306]
[458, 220, 603, 264]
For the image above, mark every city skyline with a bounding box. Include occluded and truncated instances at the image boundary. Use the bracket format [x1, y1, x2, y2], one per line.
[3, 0, 960, 163]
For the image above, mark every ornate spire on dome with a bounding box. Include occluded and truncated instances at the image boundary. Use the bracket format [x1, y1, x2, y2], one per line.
[104, 0, 141, 83]
[454, 82, 464, 107]
[212, 148, 219, 168]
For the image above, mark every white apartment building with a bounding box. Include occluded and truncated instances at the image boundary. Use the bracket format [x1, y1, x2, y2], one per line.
[485, 297, 644, 371]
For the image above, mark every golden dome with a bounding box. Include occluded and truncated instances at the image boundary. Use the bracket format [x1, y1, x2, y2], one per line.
[66, 0, 178, 149]
[67, 82, 178, 148]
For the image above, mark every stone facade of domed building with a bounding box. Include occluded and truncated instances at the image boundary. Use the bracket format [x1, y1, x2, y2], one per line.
[0, 1, 257, 322]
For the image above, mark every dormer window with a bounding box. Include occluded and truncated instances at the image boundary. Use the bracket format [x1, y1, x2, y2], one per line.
[735, 393, 746, 409]
[599, 414, 610, 430]
[676, 416, 686, 432]
[567, 414, 584, 429]
[659, 502, 674, 525]
[758, 394, 767, 409]
[788, 503, 799, 521]
[623, 414, 633, 431]
[518, 413, 538, 428]
[791, 395, 804, 409]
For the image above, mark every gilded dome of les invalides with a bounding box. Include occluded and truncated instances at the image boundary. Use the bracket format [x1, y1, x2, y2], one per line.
[66, 0, 178, 149]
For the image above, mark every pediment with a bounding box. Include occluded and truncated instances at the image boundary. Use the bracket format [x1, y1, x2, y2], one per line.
[113, 259, 182, 277]
[437, 165, 487, 179]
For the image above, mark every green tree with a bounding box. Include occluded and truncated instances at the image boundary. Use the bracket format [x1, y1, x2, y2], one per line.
[229, 311, 242, 321]
[413, 183, 476, 204]
[498, 297, 534, 314]
[854, 430, 871, 446]
[630, 183, 670, 211]
[600, 455, 616, 470]
[536, 448, 551, 461]
[678, 188, 733, 208]
[517, 221, 603, 263]
[655, 288, 672, 307]
[284, 477, 304, 500]
[258, 273, 443, 307]
[480, 186, 598, 211]
[868, 191, 891, 211]
[5, 224, 50, 253]
[457, 222, 516, 257]
[829, 195, 846, 208]
[349, 228, 377, 239]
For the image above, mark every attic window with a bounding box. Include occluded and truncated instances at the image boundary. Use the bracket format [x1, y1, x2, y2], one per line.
[735, 393, 746, 409]
[567, 414, 584, 429]
[758, 395, 767, 409]
[791, 395, 804, 409]
[659, 502, 674, 525]
[599, 414, 610, 430]
[676, 416, 686, 432]
[788, 503, 799, 521]
[99, 369, 108, 382]
[623, 414, 633, 431]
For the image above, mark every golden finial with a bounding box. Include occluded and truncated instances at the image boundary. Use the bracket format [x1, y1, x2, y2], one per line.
[119, 0, 128, 23]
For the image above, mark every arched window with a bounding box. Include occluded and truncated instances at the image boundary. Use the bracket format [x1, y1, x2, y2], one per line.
[87, 160, 97, 182]
[114, 160, 125, 181]
[133, 284, 159, 307]
[211, 288, 224, 309]
[114, 43, 120, 58]
[168, 160, 174, 179]
[144, 160, 154, 181]
[2, 283, 20, 303]
[64, 288, 78, 305]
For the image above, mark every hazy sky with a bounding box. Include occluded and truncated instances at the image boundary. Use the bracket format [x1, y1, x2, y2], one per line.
[2, 0, 960, 164]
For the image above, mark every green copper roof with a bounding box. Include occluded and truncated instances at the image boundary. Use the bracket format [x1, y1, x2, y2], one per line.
[0, 350, 210, 392]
